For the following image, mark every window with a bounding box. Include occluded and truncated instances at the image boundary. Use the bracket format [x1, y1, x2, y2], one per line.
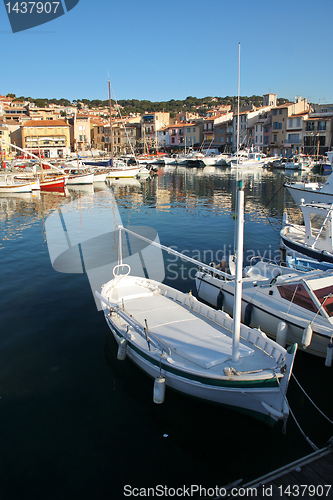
[274, 134, 277, 141]
[288, 119, 293, 128]
[297, 118, 301, 127]
[279, 123, 282, 129]
[310, 214, 326, 240]
[288, 133, 300, 143]
[313, 285, 333, 317]
[260, 135, 262, 142]
[279, 109, 282, 114]
[273, 109, 277, 115]
[318, 121, 326, 131]
[306, 122, 315, 131]
[255, 136, 258, 143]
[278, 283, 317, 313]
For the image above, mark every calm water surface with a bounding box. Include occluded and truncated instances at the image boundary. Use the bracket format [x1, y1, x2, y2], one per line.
[0, 167, 332, 499]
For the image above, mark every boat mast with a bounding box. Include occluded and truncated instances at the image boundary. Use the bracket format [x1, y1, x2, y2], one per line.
[232, 43, 243, 363]
[37, 136, 45, 182]
[236, 42, 240, 181]
[232, 180, 244, 363]
[108, 79, 114, 165]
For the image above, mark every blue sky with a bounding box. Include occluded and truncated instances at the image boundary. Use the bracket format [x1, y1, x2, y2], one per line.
[1, 0, 332, 104]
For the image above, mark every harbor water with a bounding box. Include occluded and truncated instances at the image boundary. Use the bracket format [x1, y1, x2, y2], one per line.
[1, 166, 332, 499]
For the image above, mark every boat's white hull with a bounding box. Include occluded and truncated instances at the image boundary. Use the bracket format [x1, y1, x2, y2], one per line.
[201, 157, 218, 166]
[230, 160, 265, 169]
[107, 319, 289, 423]
[0, 182, 32, 193]
[286, 184, 333, 205]
[106, 167, 141, 178]
[66, 173, 94, 185]
[93, 172, 107, 182]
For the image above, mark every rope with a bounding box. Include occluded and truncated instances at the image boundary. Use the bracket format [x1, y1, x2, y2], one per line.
[275, 375, 318, 449]
[288, 405, 319, 451]
[292, 373, 333, 425]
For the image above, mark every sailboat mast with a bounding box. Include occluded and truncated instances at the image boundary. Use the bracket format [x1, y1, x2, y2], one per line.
[232, 44, 243, 363]
[108, 79, 114, 165]
[232, 180, 244, 363]
[236, 42, 241, 180]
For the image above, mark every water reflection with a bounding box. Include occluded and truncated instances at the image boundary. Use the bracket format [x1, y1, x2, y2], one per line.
[0, 168, 307, 255]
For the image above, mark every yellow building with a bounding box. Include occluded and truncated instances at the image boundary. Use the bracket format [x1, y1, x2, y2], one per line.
[0, 120, 12, 162]
[19, 119, 71, 158]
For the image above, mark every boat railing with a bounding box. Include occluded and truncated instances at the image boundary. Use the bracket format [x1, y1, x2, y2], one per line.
[96, 291, 172, 356]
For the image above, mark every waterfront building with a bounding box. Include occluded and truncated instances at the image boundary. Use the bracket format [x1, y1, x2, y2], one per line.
[270, 97, 309, 156]
[0, 119, 11, 160]
[213, 113, 233, 151]
[140, 112, 170, 153]
[69, 113, 91, 153]
[303, 104, 333, 156]
[284, 110, 309, 156]
[13, 119, 71, 158]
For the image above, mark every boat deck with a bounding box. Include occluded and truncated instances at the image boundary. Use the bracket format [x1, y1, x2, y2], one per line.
[107, 279, 283, 376]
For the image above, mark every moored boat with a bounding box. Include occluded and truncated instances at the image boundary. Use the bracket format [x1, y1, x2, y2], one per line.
[96, 183, 297, 426]
[0, 174, 32, 193]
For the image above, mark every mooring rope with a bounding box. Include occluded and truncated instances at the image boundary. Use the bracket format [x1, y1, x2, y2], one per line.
[292, 373, 333, 425]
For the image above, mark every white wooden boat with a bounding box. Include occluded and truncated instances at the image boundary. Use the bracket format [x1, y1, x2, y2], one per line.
[0, 174, 32, 193]
[14, 175, 40, 190]
[196, 258, 333, 359]
[63, 167, 94, 185]
[285, 171, 333, 205]
[106, 165, 142, 178]
[97, 185, 297, 426]
[280, 201, 333, 266]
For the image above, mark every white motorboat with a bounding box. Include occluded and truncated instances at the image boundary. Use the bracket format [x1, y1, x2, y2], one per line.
[196, 257, 333, 360]
[97, 183, 297, 426]
[230, 152, 265, 169]
[285, 171, 333, 205]
[226, 150, 249, 166]
[284, 155, 310, 171]
[280, 201, 333, 266]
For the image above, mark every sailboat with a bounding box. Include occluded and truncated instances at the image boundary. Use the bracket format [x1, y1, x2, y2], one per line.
[97, 184, 297, 427]
[106, 80, 141, 179]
